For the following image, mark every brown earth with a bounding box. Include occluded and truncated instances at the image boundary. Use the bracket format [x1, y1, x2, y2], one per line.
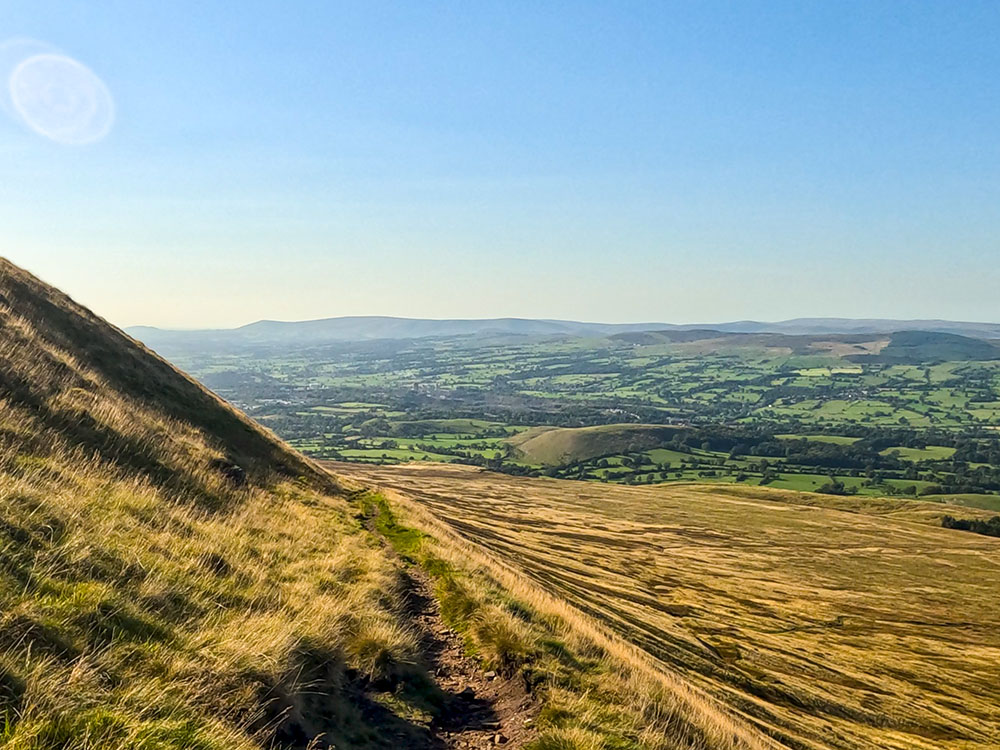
[404, 569, 539, 749]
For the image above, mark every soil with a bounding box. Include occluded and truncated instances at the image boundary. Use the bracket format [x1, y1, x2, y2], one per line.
[405, 568, 540, 749]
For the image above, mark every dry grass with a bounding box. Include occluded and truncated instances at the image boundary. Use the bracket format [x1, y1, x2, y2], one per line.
[11, 255, 989, 750]
[0, 257, 774, 750]
[0, 260, 435, 748]
[350, 487, 777, 750]
[334, 462, 1000, 750]
[1, 257, 779, 750]
[0, 462, 431, 748]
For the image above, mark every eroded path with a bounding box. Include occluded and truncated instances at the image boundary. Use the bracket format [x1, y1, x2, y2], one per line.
[403, 568, 539, 750]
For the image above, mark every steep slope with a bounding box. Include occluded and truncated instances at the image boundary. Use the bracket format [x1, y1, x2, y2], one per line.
[0, 258, 320, 485]
[0, 260, 438, 749]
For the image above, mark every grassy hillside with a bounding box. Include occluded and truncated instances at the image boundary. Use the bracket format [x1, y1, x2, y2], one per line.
[871, 331, 1000, 364]
[336, 462, 1000, 750]
[509, 424, 682, 465]
[0, 259, 448, 748]
[0, 259, 777, 750]
[0, 259, 322, 485]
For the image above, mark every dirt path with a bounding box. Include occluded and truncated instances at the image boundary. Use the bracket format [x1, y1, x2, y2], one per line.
[404, 568, 539, 750]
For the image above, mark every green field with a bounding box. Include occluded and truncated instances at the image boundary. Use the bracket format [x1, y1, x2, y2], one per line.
[880, 445, 957, 461]
[148, 328, 1000, 501]
[775, 433, 861, 445]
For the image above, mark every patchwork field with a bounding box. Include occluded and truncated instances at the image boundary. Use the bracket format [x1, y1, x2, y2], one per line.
[332, 462, 1000, 750]
[138, 327, 1000, 501]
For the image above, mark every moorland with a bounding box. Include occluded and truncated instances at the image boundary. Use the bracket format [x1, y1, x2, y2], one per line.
[4, 257, 998, 750]
[335, 461, 1000, 750]
[0, 258, 774, 750]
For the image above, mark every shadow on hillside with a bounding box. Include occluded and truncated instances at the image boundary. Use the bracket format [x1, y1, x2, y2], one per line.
[0, 269, 317, 483]
[0, 366, 234, 509]
[267, 671, 500, 750]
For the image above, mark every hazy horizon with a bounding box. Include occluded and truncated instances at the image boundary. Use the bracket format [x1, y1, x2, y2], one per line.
[6, 2, 1000, 328]
[127, 312, 1000, 333]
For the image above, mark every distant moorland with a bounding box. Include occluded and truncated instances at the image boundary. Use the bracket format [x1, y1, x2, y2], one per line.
[129, 315, 1000, 346]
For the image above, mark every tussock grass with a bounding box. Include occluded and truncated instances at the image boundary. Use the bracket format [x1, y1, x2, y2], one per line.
[353, 491, 774, 750]
[0, 463, 431, 748]
[0, 260, 435, 748]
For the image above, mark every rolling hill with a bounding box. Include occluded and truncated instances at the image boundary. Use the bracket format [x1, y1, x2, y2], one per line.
[509, 424, 683, 465]
[128, 316, 1000, 350]
[870, 330, 1000, 363]
[127, 316, 670, 348]
[608, 329, 1000, 363]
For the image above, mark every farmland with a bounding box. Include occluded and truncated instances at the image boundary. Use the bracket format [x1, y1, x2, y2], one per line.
[140, 328, 1000, 502]
[333, 462, 1000, 750]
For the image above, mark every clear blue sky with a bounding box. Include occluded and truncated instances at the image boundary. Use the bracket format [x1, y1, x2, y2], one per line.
[3, 1, 1000, 327]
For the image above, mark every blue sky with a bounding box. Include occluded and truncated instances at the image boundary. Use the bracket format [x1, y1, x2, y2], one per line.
[3, 1, 1000, 327]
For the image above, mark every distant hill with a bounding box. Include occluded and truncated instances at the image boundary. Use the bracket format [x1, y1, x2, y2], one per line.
[510, 424, 682, 465]
[870, 330, 1000, 363]
[610, 328, 1000, 363]
[128, 316, 669, 348]
[608, 329, 884, 352]
[129, 315, 1000, 350]
[719, 317, 1000, 338]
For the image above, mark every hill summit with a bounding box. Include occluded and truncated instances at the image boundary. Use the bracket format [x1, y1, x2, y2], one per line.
[0, 258, 321, 487]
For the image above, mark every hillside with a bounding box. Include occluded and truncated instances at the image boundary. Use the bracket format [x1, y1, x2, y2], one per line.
[336, 462, 1000, 750]
[712, 318, 1000, 338]
[128, 316, 1000, 349]
[0, 259, 776, 750]
[0, 259, 441, 748]
[0, 259, 320, 484]
[509, 424, 683, 465]
[871, 330, 1000, 363]
[607, 329, 1000, 364]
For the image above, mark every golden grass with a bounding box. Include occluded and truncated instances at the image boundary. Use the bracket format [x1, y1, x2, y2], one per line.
[0, 260, 433, 748]
[0, 257, 777, 750]
[11, 255, 992, 749]
[346, 482, 780, 750]
[333, 462, 1000, 750]
[0, 460, 428, 748]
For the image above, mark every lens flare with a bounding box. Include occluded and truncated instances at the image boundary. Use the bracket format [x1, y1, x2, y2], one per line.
[1, 39, 114, 145]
